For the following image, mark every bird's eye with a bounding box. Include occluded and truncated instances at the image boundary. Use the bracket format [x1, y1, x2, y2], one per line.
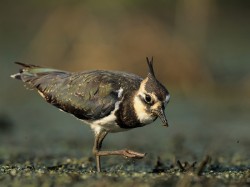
[145, 94, 152, 104]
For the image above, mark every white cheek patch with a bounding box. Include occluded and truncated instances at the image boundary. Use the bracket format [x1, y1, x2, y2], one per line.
[133, 94, 155, 124]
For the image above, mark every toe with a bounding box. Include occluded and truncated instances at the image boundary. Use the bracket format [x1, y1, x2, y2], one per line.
[123, 150, 146, 159]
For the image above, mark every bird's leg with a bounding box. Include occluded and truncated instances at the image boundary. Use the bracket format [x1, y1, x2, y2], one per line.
[93, 130, 146, 172]
[93, 130, 108, 172]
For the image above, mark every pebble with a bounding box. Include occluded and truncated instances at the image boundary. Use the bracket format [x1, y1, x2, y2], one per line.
[10, 169, 17, 176]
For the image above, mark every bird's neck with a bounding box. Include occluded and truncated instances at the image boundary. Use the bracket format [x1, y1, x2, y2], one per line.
[115, 91, 156, 129]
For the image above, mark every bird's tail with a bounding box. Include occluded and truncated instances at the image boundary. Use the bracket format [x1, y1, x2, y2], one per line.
[11, 62, 69, 90]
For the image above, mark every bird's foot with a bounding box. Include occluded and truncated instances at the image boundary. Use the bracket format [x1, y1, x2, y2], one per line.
[96, 149, 146, 159]
[121, 149, 146, 159]
[94, 149, 146, 172]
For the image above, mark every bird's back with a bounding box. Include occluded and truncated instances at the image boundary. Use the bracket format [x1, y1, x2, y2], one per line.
[12, 63, 142, 121]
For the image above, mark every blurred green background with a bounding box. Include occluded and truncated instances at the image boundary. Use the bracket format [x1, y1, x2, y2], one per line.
[0, 0, 249, 164]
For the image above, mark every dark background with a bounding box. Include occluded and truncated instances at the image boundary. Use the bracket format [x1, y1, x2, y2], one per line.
[0, 0, 249, 177]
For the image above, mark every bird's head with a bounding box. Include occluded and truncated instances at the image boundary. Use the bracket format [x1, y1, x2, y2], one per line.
[133, 57, 170, 126]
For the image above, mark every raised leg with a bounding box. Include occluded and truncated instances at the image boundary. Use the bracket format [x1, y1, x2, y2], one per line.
[92, 130, 146, 172]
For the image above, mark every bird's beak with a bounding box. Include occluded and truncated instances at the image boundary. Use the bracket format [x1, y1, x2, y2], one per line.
[152, 107, 168, 127]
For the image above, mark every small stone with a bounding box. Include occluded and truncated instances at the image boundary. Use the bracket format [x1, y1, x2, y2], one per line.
[37, 169, 45, 174]
[225, 173, 229, 178]
[10, 169, 17, 176]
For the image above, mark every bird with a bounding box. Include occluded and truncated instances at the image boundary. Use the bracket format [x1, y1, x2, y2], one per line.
[11, 57, 170, 172]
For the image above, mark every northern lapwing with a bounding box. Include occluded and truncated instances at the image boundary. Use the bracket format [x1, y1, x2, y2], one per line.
[11, 57, 170, 172]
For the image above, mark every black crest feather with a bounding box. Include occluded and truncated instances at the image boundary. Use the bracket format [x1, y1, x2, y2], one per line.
[146, 56, 155, 77]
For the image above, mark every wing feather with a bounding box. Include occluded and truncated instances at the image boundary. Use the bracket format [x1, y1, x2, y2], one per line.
[36, 70, 141, 120]
[12, 62, 142, 120]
